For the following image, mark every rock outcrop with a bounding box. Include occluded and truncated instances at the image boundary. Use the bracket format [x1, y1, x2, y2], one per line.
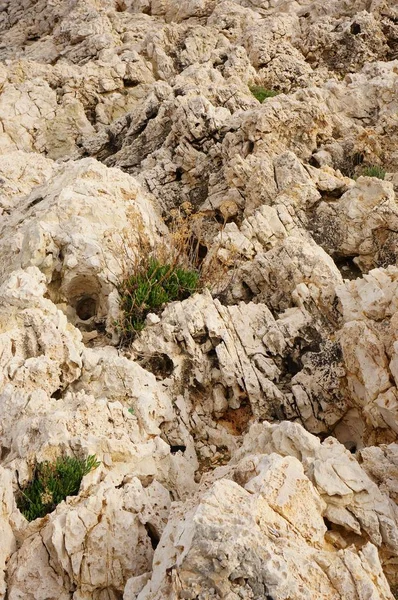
[1, 0, 398, 598]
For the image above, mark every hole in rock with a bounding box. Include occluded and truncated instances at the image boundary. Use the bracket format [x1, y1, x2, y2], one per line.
[324, 518, 334, 531]
[246, 140, 255, 155]
[283, 354, 303, 376]
[175, 167, 183, 181]
[174, 87, 185, 98]
[123, 78, 139, 88]
[309, 154, 321, 167]
[333, 256, 362, 280]
[215, 53, 228, 66]
[170, 445, 186, 454]
[145, 523, 160, 550]
[350, 22, 361, 35]
[343, 440, 357, 454]
[216, 402, 253, 436]
[191, 331, 208, 345]
[1, 446, 11, 460]
[187, 236, 208, 266]
[115, 0, 127, 10]
[63, 275, 101, 321]
[352, 152, 364, 166]
[76, 296, 98, 321]
[197, 242, 208, 262]
[51, 389, 63, 400]
[26, 196, 44, 210]
[94, 319, 107, 333]
[137, 353, 174, 380]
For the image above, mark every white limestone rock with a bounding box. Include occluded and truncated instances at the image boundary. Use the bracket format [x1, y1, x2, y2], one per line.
[134, 428, 396, 599]
[0, 266, 83, 397]
[312, 177, 398, 272]
[0, 158, 166, 335]
[1, 0, 398, 598]
[0, 151, 56, 214]
[7, 478, 170, 600]
[336, 267, 398, 440]
[235, 421, 398, 558]
[0, 468, 16, 600]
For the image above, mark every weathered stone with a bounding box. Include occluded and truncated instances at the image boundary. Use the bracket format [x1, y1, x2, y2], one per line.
[1, 0, 398, 598]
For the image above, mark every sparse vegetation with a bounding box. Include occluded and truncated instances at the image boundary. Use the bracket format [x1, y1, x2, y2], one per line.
[360, 165, 386, 180]
[119, 258, 200, 335]
[340, 152, 387, 180]
[249, 86, 279, 103]
[17, 455, 100, 521]
[115, 203, 206, 343]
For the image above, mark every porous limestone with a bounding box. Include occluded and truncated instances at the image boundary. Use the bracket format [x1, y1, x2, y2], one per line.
[1, 0, 398, 598]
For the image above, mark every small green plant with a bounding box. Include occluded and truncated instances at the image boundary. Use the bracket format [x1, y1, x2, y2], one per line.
[119, 258, 199, 335]
[360, 165, 386, 180]
[249, 86, 279, 103]
[17, 455, 100, 521]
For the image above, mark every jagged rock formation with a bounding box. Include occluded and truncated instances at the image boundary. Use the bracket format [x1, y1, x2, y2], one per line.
[1, 0, 398, 598]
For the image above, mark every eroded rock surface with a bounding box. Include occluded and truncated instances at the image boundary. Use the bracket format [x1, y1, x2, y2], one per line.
[1, 0, 398, 598]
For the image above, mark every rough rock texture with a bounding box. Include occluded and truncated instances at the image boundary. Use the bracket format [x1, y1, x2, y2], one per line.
[1, 0, 398, 599]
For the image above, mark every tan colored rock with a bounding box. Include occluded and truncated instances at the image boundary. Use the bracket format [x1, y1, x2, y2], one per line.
[0, 266, 83, 397]
[0, 468, 16, 600]
[336, 267, 398, 440]
[0, 151, 56, 214]
[132, 290, 287, 421]
[361, 443, 398, 502]
[0, 158, 165, 336]
[236, 421, 398, 556]
[134, 429, 396, 599]
[0, 75, 94, 159]
[312, 177, 398, 272]
[1, 0, 398, 598]
[7, 479, 170, 600]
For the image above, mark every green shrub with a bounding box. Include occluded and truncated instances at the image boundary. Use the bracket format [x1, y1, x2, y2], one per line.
[17, 455, 100, 521]
[119, 258, 199, 335]
[360, 165, 386, 180]
[249, 86, 279, 103]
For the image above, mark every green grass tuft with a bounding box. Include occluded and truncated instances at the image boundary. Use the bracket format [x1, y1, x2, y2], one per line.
[119, 258, 200, 335]
[360, 165, 386, 180]
[17, 455, 100, 521]
[249, 86, 279, 103]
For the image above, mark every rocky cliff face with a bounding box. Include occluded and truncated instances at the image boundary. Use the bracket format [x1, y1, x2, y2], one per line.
[1, 0, 398, 598]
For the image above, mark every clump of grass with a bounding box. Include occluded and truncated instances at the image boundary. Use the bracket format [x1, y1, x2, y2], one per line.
[249, 86, 279, 103]
[114, 203, 205, 342]
[119, 258, 200, 335]
[360, 165, 386, 180]
[17, 455, 100, 521]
